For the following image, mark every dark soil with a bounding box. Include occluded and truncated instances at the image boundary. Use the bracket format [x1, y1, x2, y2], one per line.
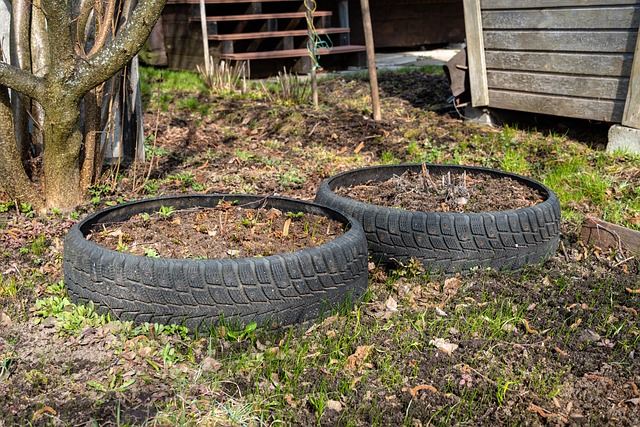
[89, 204, 345, 259]
[335, 169, 544, 212]
[0, 68, 638, 426]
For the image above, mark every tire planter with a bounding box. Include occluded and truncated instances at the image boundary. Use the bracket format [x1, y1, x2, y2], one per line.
[315, 164, 561, 274]
[63, 194, 369, 331]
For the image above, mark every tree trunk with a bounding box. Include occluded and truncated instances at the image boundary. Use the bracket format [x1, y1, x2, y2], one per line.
[42, 100, 85, 210]
[0, 86, 43, 211]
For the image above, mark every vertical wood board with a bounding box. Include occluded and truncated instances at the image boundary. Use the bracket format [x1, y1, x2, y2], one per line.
[486, 70, 629, 100]
[622, 27, 640, 128]
[463, 0, 489, 106]
[488, 90, 624, 122]
[485, 51, 634, 77]
[484, 30, 638, 53]
[482, 7, 640, 30]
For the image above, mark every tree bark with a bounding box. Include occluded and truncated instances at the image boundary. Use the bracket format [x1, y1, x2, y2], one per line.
[10, 0, 32, 165]
[42, 96, 85, 210]
[0, 86, 43, 211]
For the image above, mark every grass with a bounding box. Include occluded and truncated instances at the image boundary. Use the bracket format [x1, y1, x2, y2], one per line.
[1, 65, 640, 426]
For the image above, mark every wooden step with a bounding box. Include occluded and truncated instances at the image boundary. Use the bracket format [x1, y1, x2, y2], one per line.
[168, 0, 298, 4]
[210, 27, 350, 41]
[190, 11, 332, 22]
[220, 45, 366, 61]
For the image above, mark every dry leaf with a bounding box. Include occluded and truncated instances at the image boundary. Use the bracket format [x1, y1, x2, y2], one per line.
[409, 384, 438, 396]
[32, 406, 56, 422]
[385, 296, 398, 312]
[345, 345, 374, 371]
[265, 208, 282, 220]
[285, 393, 297, 407]
[429, 338, 458, 356]
[326, 400, 343, 412]
[0, 311, 11, 327]
[521, 319, 538, 334]
[282, 218, 291, 237]
[626, 398, 640, 406]
[201, 357, 222, 372]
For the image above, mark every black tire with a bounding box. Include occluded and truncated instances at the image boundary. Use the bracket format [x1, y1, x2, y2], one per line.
[315, 164, 561, 274]
[63, 194, 369, 331]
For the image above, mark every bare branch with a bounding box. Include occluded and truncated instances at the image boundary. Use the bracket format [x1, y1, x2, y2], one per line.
[0, 62, 45, 103]
[73, 0, 167, 94]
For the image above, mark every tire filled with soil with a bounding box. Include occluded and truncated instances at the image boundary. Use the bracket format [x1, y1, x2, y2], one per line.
[315, 163, 561, 274]
[63, 194, 369, 331]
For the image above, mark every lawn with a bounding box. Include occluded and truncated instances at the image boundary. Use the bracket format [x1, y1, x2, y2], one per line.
[0, 65, 639, 426]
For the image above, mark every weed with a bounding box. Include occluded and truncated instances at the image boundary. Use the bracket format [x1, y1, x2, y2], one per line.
[198, 58, 248, 95]
[261, 68, 310, 105]
[157, 205, 175, 218]
[0, 276, 20, 299]
[278, 169, 306, 189]
[34, 282, 108, 335]
[144, 248, 160, 258]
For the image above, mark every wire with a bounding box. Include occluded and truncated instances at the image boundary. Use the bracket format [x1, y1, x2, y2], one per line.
[304, 0, 333, 70]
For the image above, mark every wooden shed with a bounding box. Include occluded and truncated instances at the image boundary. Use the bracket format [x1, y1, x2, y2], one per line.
[462, 0, 640, 150]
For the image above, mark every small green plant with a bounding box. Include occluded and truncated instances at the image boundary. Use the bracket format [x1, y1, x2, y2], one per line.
[285, 211, 304, 219]
[29, 234, 48, 256]
[278, 170, 306, 189]
[0, 200, 15, 212]
[223, 322, 258, 342]
[20, 202, 34, 218]
[34, 282, 107, 335]
[157, 205, 175, 218]
[144, 248, 160, 258]
[0, 276, 20, 299]
[87, 369, 136, 393]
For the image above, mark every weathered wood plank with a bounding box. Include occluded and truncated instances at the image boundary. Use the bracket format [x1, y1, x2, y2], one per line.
[482, 0, 640, 9]
[487, 70, 629, 100]
[484, 30, 637, 53]
[622, 29, 640, 128]
[485, 51, 634, 77]
[464, 0, 489, 106]
[580, 216, 640, 253]
[487, 89, 624, 122]
[483, 7, 640, 30]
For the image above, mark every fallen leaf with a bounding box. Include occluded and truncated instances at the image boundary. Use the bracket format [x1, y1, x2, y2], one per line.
[583, 373, 613, 386]
[345, 345, 374, 371]
[285, 393, 297, 407]
[32, 406, 56, 422]
[429, 338, 458, 355]
[354, 141, 365, 154]
[627, 398, 640, 406]
[409, 384, 438, 396]
[201, 357, 222, 372]
[0, 311, 11, 327]
[385, 296, 398, 312]
[435, 307, 447, 317]
[569, 318, 582, 330]
[326, 400, 343, 412]
[626, 288, 640, 294]
[521, 318, 538, 334]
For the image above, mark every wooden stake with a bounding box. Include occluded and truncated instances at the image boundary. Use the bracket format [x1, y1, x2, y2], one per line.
[199, 0, 210, 74]
[359, 0, 381, 120]
[305, 0, 319, 108]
